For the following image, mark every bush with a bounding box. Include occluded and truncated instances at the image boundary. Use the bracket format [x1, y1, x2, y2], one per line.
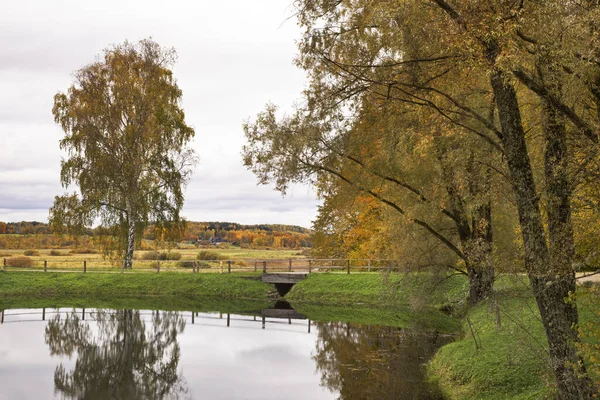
[70, 248, 97, 254]
[178, 260, 196, 269]
[7, 256, 33, 268]
[141, 251, 181, 261]
[141, 251, 161, 260]
[0, 253, 11, 257]
[49, 250, 63, 256]
[234, 260, 248, 267]
[197, 250, 226, 261]
[23, 250, 40, 256]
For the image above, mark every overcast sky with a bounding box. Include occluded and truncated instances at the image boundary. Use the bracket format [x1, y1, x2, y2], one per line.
[0, 0, 320, 228]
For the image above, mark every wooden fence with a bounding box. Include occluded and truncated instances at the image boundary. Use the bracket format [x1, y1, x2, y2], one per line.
[1, 257, 402, 274]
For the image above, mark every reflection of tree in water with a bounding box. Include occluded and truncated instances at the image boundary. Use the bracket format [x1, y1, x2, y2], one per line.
[45, 309, 189, 399]
[313, 322, 451, 400]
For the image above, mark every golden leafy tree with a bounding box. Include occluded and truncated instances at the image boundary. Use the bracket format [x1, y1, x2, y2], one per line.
[50, 39, 196, 268]
[244, 1, 600, 396]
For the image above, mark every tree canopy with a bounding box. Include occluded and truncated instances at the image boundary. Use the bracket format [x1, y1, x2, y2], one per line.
[243, 1, 600, 396]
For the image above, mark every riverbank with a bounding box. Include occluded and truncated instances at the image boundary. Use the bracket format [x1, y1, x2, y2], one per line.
[0, 270, 465, 335]
[427, 277, 600, 400]
[0, 270, 470, 310]
[285, 272, 470, 310]
[0, 272, 273, 309]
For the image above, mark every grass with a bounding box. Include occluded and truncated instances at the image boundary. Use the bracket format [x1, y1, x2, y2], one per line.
[427, 276, 600, 400]
[285, 272, 469, 310]
[0, 272, 274, 306]
[286, 272, 468, 334]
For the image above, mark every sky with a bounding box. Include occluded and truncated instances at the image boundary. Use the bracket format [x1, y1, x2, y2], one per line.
[0, 0, 320, 228]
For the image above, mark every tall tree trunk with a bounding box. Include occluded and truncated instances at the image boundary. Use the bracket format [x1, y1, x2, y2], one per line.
[490, 67, 594, 399]
[466, 151, 495, 305]
[124, 206, 135, 269]
[541, 96, 595, 397]
[440, 150, 494, 304]
[467, 202, 494, 305]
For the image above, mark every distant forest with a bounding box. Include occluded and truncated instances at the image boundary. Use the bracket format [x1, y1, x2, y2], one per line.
[0, 221, 312, 249]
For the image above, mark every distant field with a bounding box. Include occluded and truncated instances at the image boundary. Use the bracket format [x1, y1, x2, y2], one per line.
[0, 247, 308, 272]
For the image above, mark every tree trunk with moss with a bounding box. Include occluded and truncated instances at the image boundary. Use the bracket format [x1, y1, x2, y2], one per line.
[491, 66, 594, 399]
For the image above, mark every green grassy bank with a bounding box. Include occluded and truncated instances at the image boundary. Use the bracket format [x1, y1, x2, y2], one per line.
[427, 277, 600, 400]
[285, 272, 469, 310]
[0, 270, 466, 334]
[0, 272, 273, 309]
[286, 272, 469, 334]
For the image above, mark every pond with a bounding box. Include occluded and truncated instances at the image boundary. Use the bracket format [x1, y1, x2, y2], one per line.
[0, 304, 452, 399]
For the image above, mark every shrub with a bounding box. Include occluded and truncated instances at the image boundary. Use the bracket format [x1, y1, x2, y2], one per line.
[234, 260, 248, 267]
[49, 250, 63, 256]
[197, 250, 226, 261]
[23, 250, 40, 256]
[141, 251, 181, 261]
[70, 248, 97, 254]
[0, 253, 11, 257]
[7, 256, 33, 268]
[178, 260, 196, 269]
[142, 251, 161, 260]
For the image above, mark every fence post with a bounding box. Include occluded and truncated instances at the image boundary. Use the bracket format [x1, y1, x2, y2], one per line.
[308, 259, 312, 273]
[157, 261, 160, 273]
[254, 261, 257, 272]
[368, 259, 371, 272]
[44, 260, 47, 272]
[228, 260, 231, 274]
[3, 258, 5, 272]
[347, 259, 350, 274]
[289, 258, 292, 272]
[263, 261, 267, 273]
[83, 260, 87, 273]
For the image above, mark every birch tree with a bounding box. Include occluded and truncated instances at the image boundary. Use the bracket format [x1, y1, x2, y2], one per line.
[50, 39, 196, 268]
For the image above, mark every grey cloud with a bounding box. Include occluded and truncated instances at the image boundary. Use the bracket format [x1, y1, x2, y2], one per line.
[0, 0, 321, 226]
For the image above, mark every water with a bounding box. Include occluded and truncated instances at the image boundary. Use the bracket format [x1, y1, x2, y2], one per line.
[0, 305, 451, 399]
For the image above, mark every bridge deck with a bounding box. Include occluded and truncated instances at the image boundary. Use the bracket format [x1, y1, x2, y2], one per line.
[261, 272, 308, 284]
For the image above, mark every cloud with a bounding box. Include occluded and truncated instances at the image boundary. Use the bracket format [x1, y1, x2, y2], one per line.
[0, 0, 321, 226]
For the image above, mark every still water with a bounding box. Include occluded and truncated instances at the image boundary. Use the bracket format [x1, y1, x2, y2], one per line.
[0, 305, 450, 399]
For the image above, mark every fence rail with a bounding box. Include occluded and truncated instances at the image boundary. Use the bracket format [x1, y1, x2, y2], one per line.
[1, 257, 404, 274]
